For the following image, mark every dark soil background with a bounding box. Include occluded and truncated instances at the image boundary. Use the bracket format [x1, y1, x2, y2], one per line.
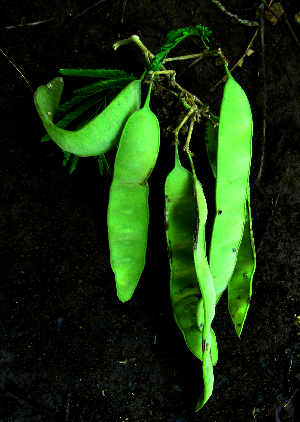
[1, 1, 300, 421]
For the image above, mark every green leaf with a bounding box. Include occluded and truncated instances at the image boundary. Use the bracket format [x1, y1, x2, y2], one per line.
[41, 93, 111, 143]
[59, 68, 131, 78]
[53, 93, 107, 131]
[73, 77, 136, 96]
[150, 24, 212, 72]
[69, 154, 79, 174]
[62, 151, 71, 167]
[97, 153, 112, 176]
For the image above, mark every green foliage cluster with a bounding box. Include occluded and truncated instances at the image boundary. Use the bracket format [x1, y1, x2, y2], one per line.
[149, 24, 212, 71]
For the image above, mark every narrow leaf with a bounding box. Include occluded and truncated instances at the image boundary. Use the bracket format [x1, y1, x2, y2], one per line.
[150, 24, 212, 72]
[73, 77, 136, 96]
[69, 154, 79, 174]
[59, 68, 131, 78]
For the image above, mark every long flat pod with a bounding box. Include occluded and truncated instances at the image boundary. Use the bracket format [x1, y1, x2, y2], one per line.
[107, 83, 160, 302]
[209, 66, 253, 298]
[187, 155, 216, 411]
[34, 78, 141, 157]
[204, 90, 255, 336]
[165, 145, 218, 364]
[228, 187, 256, 337]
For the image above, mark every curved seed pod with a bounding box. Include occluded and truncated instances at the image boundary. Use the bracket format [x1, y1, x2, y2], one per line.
[228, 188, 256, 337]
[107, 84, 160, 302]
[209, 66, 253, 298]
[165, 145, 218, 365]
[197, 299, 218, 363]
[204, 85, 255, 337]
[34, 77, 141, 157]
[187, 155, 216, 411]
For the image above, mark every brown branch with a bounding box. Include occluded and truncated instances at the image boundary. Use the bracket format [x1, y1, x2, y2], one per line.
[211, 0, 259, 26]
[6, 18, 54, 29]
[210, 28, 259, 92]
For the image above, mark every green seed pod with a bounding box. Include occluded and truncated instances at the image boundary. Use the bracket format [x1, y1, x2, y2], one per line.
[34, 78, 141, 157]
[209, 66, 253, 298]
[165, 145, 218, 365]
[228, 189, 256, 337]
[107, 84, 160, 302]
[196, 298, 218, 364]
[187, 155, 216, 411]
[204, 73, 255, 337]
[107, 181, 149, 302]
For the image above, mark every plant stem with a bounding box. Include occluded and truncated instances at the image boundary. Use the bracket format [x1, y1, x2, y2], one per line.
[211, 0, 259, 26]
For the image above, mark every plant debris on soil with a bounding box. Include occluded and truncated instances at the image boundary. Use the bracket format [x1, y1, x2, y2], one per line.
[1, 1, 300, 421]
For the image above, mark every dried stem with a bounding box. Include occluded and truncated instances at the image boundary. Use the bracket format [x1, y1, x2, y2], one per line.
[255, 4, 267, 185]
[210, 28, 259, 92]
[211, 0, 259, 26]
[0, 48, 33, 92]
[183, 115, 197, 155]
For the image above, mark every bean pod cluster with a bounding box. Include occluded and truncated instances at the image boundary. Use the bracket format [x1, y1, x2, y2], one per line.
[34, 67, 255, 410]
[165, 66, 255, 409]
